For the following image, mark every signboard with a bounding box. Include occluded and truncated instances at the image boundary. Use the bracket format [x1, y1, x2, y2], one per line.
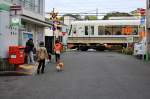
[140, 16, 145, 27]
[127, 36, 133, 43]
[10, 5, 21, 11]
[10, 17, 21, 26]
[137, 8, 145, 16]
[22, 32, 33, 46]
[10, 5, 21, 15]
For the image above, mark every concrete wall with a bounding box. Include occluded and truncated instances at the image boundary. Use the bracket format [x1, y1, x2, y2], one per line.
[22, 8, 45, 21]
[147, 29, 150, 54]
[146, 0, 150, 54]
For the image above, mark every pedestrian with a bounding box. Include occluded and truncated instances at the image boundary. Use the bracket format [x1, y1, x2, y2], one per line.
[53, 39, 62, 64]
[25, 38, 35, 64]
[36, 41, 48, 74]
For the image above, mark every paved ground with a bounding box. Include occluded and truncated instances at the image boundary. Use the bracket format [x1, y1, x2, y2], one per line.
[0, 51, 150, 99]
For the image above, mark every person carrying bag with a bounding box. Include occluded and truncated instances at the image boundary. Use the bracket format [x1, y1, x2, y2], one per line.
[36, 41, 48, 74]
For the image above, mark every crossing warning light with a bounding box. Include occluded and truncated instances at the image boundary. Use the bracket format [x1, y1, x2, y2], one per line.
[137, 8, 145, 16]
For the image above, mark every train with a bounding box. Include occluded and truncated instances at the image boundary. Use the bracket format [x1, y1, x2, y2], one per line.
[67, 20, 144, 51]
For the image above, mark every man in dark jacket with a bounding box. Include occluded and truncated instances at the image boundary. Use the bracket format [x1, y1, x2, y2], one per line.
[25, 38, 35, 64]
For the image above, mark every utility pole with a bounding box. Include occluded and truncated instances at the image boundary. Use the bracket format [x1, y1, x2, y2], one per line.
[96, 8, 98, 20]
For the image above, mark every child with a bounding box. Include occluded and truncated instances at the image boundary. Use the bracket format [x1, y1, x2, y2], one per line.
[53, 40, 62, 64]
[53, 40, 63, 71]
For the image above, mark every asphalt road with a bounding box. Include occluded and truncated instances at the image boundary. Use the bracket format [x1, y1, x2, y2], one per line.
[0, 51, 150, 99]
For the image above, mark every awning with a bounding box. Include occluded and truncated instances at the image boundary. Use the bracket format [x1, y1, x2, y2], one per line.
[0, 3, 10, 11]
[21, 15, 52, 27]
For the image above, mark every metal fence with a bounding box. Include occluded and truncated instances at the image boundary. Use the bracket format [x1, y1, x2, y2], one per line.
[0, 58, 15, 71]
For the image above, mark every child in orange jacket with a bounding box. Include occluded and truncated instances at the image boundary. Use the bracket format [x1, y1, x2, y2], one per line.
[53, 40, 62, 64]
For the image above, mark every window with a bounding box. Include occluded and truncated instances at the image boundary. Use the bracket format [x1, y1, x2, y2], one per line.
[35, 0, 40, 13]
[98, 26, 105, 35]
[85, 26, 88, 35]
[105, 26, 113, 35]
[131, 26, 138, 35]
[85, 26, 94, 35]
[91, 26, 94, 35]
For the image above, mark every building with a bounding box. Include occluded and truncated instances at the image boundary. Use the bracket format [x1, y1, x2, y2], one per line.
[63, 14, 82, 26]
[0, 0, 51, 69]
[146, 0, 150, 56]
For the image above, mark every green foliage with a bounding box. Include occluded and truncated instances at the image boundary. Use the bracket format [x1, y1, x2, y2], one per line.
[85, 15, 97, 20]
[59, 17, 63, 21]
[103, 12, 132, 20]
[122, 47, 133, 55]
[63, 14, 81, 19]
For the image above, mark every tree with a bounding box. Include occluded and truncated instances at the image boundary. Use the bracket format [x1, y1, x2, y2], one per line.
[84, 15, 97, 20]
[63, 14, 81, 20]
[58, 17, 63, 21]
[102, 12, 132, 20]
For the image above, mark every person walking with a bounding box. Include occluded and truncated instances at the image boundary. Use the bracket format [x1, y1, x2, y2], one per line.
[25, 38, 35, 64]
[53, 40, 62, 64]
[36, 41, 48, 74]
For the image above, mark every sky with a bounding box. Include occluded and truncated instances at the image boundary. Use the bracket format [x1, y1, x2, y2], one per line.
[45, 0, 146, 14]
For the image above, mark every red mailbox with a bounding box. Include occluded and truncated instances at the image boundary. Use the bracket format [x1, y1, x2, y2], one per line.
[9, 46, 25, 65]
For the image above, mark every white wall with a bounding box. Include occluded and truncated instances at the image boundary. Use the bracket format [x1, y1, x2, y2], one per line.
[0, 11, 18, 58]
[61, 26, 68, 45]
[22, 8, 45, 21]
[64, 16, 76, 26]
[45, 28, 53, 36]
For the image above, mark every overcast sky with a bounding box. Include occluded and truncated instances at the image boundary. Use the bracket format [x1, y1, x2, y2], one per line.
[45, 0, 146, 13]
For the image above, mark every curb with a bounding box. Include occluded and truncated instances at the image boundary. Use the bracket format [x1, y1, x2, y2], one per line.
[0, 64, 38, 76]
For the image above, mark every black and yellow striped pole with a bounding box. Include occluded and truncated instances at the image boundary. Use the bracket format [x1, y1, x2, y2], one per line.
[49, 8, 58, 53]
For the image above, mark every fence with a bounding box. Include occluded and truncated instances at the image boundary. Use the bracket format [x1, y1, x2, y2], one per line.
[0, 58, 15, 71]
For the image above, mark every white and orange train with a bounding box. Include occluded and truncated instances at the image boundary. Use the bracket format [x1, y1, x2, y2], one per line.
[67, 20, 144, 51]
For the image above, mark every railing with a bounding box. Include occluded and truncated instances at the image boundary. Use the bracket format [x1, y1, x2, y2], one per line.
[67, 35, 140, 44]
